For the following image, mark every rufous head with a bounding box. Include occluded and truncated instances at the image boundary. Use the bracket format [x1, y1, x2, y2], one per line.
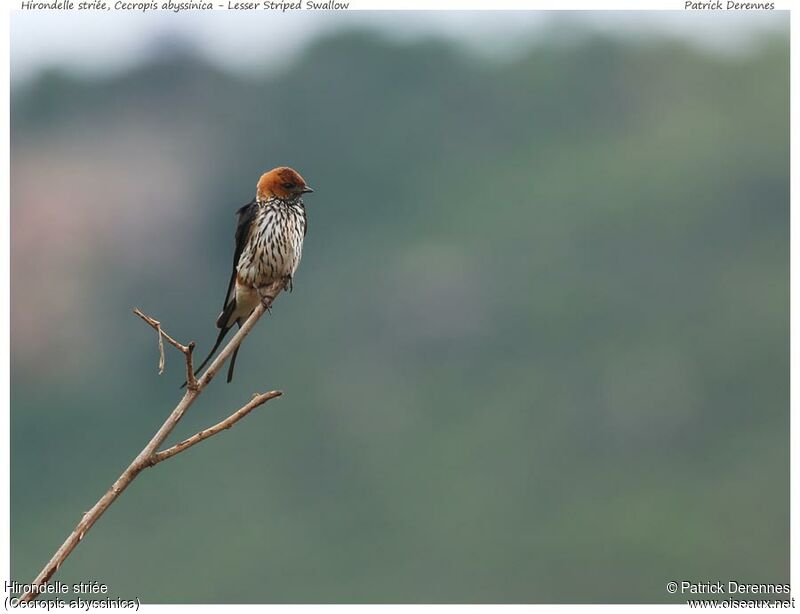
[256, 166, 314, 201]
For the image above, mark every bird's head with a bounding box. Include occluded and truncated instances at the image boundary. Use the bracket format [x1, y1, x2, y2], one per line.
[256, 166, 313, 201]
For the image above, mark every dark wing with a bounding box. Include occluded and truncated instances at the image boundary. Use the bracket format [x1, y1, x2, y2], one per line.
[181, 199, 258, 389]
[220, 199, 258, 315]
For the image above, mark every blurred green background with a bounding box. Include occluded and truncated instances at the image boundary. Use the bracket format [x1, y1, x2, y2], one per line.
[11, 11, 788, 603]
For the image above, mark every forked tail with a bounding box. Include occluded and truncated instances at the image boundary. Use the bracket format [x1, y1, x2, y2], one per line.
[180, 298, 239, 388]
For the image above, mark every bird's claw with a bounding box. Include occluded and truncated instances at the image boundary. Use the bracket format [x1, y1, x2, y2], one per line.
[257, 288, 275, 312]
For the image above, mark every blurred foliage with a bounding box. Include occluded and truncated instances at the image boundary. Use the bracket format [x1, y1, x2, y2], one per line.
[10, 25, 788, 603]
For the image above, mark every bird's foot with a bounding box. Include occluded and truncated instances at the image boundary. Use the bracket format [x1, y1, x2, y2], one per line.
[258, 288, 275, 312]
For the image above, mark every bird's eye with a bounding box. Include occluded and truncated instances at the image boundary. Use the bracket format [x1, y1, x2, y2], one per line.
[282, 182, 295, 189]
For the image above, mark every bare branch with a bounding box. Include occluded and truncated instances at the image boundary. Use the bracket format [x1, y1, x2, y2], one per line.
[183, 341, 198, 391]
[133, 307, 188, 351]
[133, 308, 202, 389]
[19, 278, 287, 603]
[152, 390, 282, 464]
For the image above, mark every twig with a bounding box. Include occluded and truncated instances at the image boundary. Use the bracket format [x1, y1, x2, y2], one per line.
[133, 308, 198, 390]
[18, 278, 286, 603]
[152, 390, 282, 464]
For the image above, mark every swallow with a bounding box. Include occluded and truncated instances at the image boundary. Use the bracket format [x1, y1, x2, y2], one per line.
[186, 166, 313, 385]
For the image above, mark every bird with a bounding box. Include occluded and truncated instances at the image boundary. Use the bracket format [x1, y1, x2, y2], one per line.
[186, 166, 313, 385]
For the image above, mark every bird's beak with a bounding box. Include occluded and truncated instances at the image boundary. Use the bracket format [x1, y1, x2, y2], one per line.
[302, 186, 314, 194]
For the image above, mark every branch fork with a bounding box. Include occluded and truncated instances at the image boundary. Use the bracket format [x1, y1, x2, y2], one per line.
[133, 309, 200, 390]
[18, 279, 287, 603]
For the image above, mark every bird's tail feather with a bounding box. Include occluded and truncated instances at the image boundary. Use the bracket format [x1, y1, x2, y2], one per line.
[179, 298, 238, 389]
[227, 345, 241, 383]
[180, 324, 230, 389]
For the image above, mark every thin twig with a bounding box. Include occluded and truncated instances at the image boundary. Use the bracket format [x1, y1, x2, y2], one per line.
[152, 390, 282, 464]
[132, 308, 202, 388]
[184, 341, 197, 391]
[158, 326, 165, 373]
[19, 279, 286, 603]
[132, 309, 190, 353]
